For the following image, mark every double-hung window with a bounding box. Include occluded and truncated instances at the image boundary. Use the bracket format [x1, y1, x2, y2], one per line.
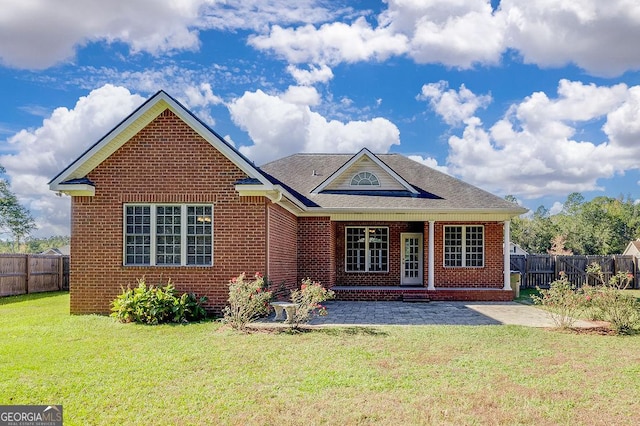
[444, 225, 484, 267]
[124, 204, 213, 266]
[345, 227, 388, 272]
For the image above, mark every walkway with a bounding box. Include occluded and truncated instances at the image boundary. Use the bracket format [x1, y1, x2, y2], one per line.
[270, 301, 602, 328]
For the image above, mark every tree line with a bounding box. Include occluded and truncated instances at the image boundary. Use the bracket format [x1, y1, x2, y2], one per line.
[0, 164, 69, 254]
[507, 193, 640, 255]
[0, 235, 70, 254]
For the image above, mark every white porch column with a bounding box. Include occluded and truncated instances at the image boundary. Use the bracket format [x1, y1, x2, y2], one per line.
[503, 220, 511, 290]
[427, 220, 435, 290]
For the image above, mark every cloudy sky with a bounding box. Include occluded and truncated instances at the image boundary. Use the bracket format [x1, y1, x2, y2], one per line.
[2, 0, 640, 237]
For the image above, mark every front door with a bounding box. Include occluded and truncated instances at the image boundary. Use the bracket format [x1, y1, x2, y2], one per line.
[401, 233, 423, 285]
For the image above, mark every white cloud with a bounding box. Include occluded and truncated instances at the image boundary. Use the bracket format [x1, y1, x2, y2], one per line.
[249, 0, 640, 77]
[502, 0, 640, 76]
[250, 0, 504, 69]
[65, 66, 226, 126]
[0, 0, 205, 69]
[200, 0, 345, 32]
[4, 0, 640, 76]
[249, 17, 408, 65]
[548, 201, 564, 216]
[287, 64, 334, 85]
[282, 85, 321, 106]
[603, 86, 640, 147]
[228, 89, 400, 164]
[183, 83, 223, 108]
[1, 85, 145, 236]
[431, 80, 640, 198]
[418, 80, 492, 126]
[0, 0, 345, 70]
[383, 0, 506, 67]
[408, 155, 450, 174]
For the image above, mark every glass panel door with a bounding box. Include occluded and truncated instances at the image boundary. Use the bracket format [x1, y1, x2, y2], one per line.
[401, 233, 423, 285]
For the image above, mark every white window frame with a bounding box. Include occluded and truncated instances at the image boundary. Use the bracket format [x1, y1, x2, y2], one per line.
[350, 171, 380, 187]
[345, 226, 389, 273]
[443, 225, 484, 268]
[123, 204, 213, 267]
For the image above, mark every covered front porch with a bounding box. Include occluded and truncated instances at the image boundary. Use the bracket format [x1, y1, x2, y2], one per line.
[325, 219, 515, 302]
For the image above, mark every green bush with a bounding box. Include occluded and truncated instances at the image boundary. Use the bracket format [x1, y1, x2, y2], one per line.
[532, 273, 584, 329]
[111, 276, 207, 324]
[534, 264, 640, 334]
[222, 272, 273, 330]
[584, 264, 640, 334]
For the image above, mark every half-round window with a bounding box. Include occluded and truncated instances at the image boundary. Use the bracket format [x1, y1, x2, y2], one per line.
[350, 171, 380, 186]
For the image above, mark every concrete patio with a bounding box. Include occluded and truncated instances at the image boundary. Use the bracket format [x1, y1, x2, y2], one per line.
[261, 301, 604, 328]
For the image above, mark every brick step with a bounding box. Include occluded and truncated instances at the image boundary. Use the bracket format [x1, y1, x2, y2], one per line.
[402, 293, 430, 303]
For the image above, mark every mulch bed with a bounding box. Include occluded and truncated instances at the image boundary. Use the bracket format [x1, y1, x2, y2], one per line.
[570, 326, 618, 336]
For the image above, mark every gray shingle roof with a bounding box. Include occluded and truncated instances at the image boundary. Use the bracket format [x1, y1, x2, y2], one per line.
[260, 153, 526, 214]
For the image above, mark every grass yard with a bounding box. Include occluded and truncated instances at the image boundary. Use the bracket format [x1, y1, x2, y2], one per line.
[1, 292, 640, 425]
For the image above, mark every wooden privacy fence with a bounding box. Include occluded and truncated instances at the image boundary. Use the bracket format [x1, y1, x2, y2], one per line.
[0, 254, 70, 297]
[510, 254, 638, 289]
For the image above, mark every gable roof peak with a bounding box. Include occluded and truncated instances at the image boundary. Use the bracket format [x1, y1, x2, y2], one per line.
[311, 148, 418, 194]
[49, 89, 272, 194]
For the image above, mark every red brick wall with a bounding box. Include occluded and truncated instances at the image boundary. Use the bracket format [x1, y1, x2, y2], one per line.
[70, 109, 267, 315]
[297, 217, 335, 287]
[266, 203, 298, 298]
[432, 222, 504, 288]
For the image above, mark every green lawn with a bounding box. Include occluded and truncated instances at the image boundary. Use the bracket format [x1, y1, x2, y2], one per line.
[1, 292, 640, 425]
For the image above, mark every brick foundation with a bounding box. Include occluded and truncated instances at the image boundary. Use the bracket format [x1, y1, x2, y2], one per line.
[332, 286, 514, 302]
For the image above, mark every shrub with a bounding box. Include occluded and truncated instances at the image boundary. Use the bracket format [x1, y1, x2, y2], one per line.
[222, 272, 272, 330]
[177, 292, 209, 323]
[532, 273, 584, 329]
[111, 276, 207, 325]
[288, 278, 335, 329]
[584, 263, 640, 334]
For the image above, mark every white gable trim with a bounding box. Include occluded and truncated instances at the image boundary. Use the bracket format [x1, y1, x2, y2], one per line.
[49, 91, 273, 195]
[311, 148, 418, 194]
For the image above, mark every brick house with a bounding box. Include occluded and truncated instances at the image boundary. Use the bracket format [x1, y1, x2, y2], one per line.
[49, 91, 527, 314]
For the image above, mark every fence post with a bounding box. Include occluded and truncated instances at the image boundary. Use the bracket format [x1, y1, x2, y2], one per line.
[25, 254, 30, 294]
[58, 256, 63, 290]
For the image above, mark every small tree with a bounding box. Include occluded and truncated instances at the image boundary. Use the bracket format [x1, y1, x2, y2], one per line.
[547, 235, 573, 256]
[0, 166, 36, 251]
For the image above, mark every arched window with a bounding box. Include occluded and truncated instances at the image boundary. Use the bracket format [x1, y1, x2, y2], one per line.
[350, 171, 380, 186]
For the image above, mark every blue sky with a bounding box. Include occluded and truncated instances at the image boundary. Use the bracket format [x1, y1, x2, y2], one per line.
[2, 0, 640, 237]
